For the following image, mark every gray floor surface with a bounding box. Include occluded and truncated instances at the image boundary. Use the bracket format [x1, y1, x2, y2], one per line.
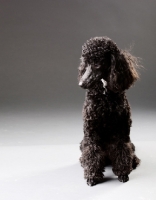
[0, 108, 155, 200]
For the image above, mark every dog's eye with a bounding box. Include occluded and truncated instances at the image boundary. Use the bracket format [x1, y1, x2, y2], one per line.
[92, 64, 101, 69]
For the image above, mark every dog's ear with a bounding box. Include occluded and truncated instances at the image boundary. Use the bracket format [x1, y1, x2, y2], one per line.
[108, 50, 139, 92]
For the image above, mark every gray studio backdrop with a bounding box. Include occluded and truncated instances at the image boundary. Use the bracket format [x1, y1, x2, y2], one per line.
[0, 0, 155, 111]
[0, 0, 156, 145]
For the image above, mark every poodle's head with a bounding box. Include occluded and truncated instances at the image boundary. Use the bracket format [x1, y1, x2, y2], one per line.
[78, 37, 139, 92]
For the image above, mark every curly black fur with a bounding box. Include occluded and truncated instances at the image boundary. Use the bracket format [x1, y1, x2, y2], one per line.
[78, 36, 140, 186]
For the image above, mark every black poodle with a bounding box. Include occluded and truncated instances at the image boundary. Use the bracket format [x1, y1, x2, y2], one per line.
[78, 36, 140, 186]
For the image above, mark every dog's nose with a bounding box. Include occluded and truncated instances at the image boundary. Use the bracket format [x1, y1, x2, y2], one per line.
[79, 81, 83, 86]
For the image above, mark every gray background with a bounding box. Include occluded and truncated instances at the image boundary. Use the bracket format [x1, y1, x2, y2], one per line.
[0, 0, 156, 111]
[0, 0, 156, 146]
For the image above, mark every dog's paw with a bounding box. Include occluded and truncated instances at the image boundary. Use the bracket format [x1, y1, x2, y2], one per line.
[87, 178, 96, 186]
[87, 176, 104, 186]
[118, 175, 129, 183]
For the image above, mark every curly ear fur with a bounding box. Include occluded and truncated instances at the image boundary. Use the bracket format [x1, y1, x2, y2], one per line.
[108, 50, 139, 92]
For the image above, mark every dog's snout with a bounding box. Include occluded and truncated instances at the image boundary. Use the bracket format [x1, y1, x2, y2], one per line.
[79, 80, 87, 88]
[79, 81, 83, 86]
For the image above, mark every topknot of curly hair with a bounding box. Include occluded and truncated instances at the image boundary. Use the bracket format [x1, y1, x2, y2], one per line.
[82, 36, 120, 64]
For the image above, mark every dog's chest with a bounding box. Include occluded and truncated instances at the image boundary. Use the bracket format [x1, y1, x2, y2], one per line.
[84, 92, 127, 120]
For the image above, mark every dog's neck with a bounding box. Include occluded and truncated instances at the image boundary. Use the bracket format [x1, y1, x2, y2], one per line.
[87, 80, 124, 97]
[86, 80, 107, 96]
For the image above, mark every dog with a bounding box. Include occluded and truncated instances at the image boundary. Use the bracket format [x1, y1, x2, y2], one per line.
[78, 36, 140, 186]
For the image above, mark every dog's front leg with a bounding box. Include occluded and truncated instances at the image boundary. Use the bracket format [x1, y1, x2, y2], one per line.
[110, 141, 133, 183]
[80, 139, 105, 186]
[80, 120, 105, 186]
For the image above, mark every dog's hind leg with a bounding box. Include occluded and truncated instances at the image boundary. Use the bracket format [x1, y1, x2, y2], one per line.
[129, 142, 140, 169]
[132, 154, 140, 169]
